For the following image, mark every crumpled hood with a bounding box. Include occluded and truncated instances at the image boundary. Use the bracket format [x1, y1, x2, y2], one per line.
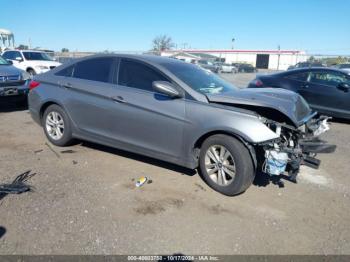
[206, 88, 313, 126]
[0, 65, 24, 76]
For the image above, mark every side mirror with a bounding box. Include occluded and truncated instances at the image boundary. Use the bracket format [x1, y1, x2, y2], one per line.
[6, 59, 13, 65]
[152, 81, 182, 98]
[15, 57, 23, 62]
[337, 83, 350, 92]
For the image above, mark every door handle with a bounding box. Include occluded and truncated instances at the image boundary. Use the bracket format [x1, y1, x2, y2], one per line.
[62, 82, 73, 89]
[111, 95, 125, 103]
[301, 83, 309, 88]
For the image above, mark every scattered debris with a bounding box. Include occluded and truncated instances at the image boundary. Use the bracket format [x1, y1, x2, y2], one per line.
[0, 170, 36, 196]
[72, 160, 78, 165]
[135, 176, 148, 187]
[195, 183, 206, 191]
[61, 149, 76, 154]
[147, 179, 153, 184]
[34, 149, 43, 154]
[45, 142, 60, 158]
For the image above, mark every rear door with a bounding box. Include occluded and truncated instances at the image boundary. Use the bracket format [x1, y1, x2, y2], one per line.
[56, 57, 123, 139]
[283, 71, 309, 92]
[300, 70, 350, 114]
[109, 58, 186, 160]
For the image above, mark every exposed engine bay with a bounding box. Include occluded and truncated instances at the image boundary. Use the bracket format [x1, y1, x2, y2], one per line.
[260, 114, 336, 183]
[206, 88, 336, 184]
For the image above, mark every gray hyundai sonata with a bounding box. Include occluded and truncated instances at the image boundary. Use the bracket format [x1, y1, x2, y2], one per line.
[28, 54, 335, 195]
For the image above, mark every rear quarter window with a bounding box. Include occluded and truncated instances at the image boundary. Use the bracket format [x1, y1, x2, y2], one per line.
[55, 65, 75, 77]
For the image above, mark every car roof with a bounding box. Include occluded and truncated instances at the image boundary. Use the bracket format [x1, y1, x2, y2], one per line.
[283, 67, 349, 74]
[63, 53, 192, 68]
[3, 49, 47, 53]
[260, 67, 350, 78]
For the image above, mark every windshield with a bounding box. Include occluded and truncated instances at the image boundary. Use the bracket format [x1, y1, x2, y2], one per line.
[0, 56, 10, 65]
[161, 61, 238, 95]
[22, 52, 53, 61]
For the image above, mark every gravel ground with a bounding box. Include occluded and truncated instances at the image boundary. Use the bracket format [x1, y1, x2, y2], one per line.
[0, 72, 349, 255]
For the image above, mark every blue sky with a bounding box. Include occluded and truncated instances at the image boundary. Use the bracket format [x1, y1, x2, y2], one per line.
[1, 0, 350, 54]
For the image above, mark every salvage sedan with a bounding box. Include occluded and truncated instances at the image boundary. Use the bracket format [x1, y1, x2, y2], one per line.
[28, 55, 335, 196]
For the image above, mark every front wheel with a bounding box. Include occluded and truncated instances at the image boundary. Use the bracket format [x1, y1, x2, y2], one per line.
[199, 134, 255, 196]
[27, 69, 36, 76]
[42, 104, 74, 146]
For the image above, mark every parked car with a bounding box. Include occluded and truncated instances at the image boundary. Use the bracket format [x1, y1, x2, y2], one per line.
[197, 60, 219, 73]
[0, 55, 30, 103]
[220, 63, 236, 73]
[287, 62, 325, 70]
[233, 63, 257, 73]
[248, 68, 350, 119]
[1, 49, 61, 76]
[28, 55, 334, 196]
[333, 63, 350, 73]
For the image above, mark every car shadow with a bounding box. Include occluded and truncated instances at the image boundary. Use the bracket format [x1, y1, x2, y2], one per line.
[80, 141, 197, 177]
[330, 117, 350, 125]
[0, 99, 28, 113]
[0, 226, 6, 239]
[253, 171, 292, 188]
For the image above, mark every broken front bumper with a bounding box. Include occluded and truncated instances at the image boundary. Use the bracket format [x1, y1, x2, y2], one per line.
[263, 115, 336, 183]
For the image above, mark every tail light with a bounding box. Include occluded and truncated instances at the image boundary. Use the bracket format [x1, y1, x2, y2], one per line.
[29, 80, 40, 90]
[252, 79, 264, 87]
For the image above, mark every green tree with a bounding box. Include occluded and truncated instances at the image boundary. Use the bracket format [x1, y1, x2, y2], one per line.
[17, 44, 29, 50]
[61, 48, 69, 53]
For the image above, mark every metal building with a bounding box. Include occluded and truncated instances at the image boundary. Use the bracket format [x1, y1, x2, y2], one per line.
[162, 49, 308, 70]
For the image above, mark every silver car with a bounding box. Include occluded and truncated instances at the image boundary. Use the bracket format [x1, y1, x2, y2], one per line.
[0, 55, 30, 102]
[28, 54, 335, 195]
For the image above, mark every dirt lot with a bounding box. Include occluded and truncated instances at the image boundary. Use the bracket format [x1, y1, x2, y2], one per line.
[0, 73, 349, 255]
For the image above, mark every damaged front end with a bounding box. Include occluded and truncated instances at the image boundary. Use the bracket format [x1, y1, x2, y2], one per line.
[260, 114, 336, 183]
[206, 88, 336, 183]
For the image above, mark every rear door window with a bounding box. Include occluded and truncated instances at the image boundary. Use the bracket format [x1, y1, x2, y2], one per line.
[118, 59, 168, 92]
[73, 57, 115, 83]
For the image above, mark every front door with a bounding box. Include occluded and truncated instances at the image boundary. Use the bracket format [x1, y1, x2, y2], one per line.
[108, 58, 186, 160]
[299, 70, 350, 115]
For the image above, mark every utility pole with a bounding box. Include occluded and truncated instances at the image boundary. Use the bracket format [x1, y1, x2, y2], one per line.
[277, 44, 281, 70]
[231, 37, 235, 50]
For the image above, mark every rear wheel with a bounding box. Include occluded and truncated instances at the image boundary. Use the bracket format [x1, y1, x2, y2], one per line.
[42, 104, 73, 146]
[199, 134, 255, 196]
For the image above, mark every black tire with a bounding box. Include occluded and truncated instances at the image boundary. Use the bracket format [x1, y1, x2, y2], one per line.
[199, 134, 255, 196]
[27, 68, 36, 76]
[42, 104, 73, 146]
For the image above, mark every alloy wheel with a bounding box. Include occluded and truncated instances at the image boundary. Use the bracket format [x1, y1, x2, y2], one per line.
[204, 145, 236, 186]
[45, 111, 64, 140]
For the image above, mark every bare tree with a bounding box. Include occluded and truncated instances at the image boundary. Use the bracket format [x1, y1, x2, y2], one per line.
[152, 35, 174, 52]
